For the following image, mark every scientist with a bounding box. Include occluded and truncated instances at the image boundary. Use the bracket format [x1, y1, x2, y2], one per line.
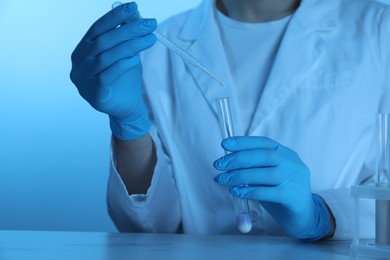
[70, 0, 390, 240]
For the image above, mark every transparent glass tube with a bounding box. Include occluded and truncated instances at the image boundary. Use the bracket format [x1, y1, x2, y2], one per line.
[376, 113, 390, 245]
[111, 2, 224, 86]
[377, 113, 390, 185]
[216, 97, 252, 233]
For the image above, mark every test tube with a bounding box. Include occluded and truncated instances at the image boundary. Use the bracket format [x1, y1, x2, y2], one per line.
[216, 97, 252, 233]
[376, 113, 390, 245]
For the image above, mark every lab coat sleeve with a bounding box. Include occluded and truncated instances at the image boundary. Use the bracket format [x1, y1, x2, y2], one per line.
[106, 124, 181, 233]
[318, 6, 390, 240]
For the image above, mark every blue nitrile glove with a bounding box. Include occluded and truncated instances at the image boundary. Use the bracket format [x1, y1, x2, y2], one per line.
[70, 2, 157, 140]
[213, 136, 333, 241]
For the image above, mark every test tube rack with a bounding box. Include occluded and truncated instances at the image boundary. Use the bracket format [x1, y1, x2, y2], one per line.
[350, 184, 390, 259]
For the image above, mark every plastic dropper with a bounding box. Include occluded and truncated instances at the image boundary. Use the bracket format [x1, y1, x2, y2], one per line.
[112, 2, 224, 86]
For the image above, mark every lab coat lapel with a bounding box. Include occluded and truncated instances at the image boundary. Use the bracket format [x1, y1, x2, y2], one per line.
[177, 0, 245, 135]
[247, 0, 338, 135]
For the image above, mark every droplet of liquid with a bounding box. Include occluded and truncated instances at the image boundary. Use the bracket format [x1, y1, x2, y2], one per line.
[236, 213, 252, 233]
[111, 1, 123, 9]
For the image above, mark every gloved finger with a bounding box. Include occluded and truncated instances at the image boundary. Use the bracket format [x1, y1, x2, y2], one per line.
[216, 159, 307, 186]
[214, 167, 282, 186]
[91, 34, 157, 75]
[85, 18, 157, 58]
[213, 149, 281, 171]
[221, 136, 278, 152]
[71, 3, 140, 65]
[222, 136, 304, 166]
[85, 2, 139, 41]
[94, 55, 141, 88]
[229, 186, 287, 205]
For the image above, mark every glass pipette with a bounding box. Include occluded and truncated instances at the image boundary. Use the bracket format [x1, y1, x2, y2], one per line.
[111, 2, 224, 86]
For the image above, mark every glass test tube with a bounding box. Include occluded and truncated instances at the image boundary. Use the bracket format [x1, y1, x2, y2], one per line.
[216, 97, 252, 233]
[376, 113, 390, 245]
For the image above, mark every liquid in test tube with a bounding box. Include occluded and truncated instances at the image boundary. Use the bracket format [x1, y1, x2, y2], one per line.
[216, 97, 252, 233]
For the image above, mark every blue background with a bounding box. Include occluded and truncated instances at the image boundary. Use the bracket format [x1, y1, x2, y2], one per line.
[0, 0, 389, 233]
[0, 0, 201, 232]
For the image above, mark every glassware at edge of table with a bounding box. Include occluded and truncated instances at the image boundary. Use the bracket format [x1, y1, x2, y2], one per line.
[216, 97, 253, 233]
[376, 113, 390, 245]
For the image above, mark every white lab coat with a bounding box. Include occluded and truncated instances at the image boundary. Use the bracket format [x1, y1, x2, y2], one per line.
[107, 0, 390, 239]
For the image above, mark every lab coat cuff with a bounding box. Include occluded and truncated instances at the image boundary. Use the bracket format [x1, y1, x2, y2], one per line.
[107, 135, 181, 232]
[108, 136, 165, 205]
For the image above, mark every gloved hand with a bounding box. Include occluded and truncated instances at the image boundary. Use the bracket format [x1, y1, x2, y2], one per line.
[70, 2, 157, 140]
[213, 136, 333, 240]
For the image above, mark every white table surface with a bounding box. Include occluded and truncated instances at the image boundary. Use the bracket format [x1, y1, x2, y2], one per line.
[0, 230, 365, 260]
